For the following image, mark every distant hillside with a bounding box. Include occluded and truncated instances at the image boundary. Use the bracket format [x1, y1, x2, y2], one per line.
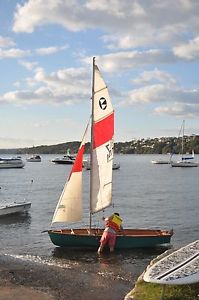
[0, 141, 90, 155]
[0, 135, 199, 155]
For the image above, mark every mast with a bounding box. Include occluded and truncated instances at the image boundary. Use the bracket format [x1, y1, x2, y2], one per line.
[182, 120, 185, 160]
[89, 57, 95, 231]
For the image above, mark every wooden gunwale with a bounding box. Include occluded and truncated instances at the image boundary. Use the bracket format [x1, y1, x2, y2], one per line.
[49, 228, 172, 237]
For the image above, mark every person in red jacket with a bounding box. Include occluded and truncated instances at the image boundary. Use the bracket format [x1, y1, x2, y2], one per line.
[97, 212, 123, 254]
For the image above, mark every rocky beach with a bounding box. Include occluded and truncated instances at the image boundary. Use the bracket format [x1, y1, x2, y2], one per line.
[0, 254, 133, 300]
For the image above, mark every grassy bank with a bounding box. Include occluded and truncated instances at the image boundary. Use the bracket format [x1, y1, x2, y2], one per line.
[126, 247, 199, 300]
[129, 280, 199, 300]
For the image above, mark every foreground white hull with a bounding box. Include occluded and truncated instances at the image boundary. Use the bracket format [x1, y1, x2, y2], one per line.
[0, 202, 31, 216]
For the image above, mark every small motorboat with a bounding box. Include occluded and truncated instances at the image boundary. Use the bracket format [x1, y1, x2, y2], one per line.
[52, 155, 76, 165]
[0, 201, 31, 217]
[171, 161, 199, 167]
[26, 155, 41, 162]
[0, 157, 25, 169]
[0, 180, 33, 217]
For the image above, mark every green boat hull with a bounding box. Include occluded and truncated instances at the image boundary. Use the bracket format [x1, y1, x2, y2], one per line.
[48, 228, 173, 249]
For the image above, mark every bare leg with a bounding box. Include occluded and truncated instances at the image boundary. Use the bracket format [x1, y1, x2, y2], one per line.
[110, 246, 114, 253]
[97, 244, 104, 254]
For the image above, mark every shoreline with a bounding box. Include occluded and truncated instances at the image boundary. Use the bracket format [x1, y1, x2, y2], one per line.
[0, 254, 132, 300]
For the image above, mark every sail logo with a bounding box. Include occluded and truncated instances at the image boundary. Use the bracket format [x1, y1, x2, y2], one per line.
[99, 97, 107, 110]
[106, 140, 114, 162]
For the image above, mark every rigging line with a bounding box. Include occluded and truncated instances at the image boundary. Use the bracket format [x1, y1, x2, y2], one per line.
[24, 179, 33, 202]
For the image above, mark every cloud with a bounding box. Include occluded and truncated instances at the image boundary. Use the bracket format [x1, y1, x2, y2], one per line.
[0, 48, 30, 58]
[155, 103, 199, 118]
[0, 59, 198, 119]
[0, 36, 15, 47]
[0, 67, 91, 105]
[35, 44, 69, 55]
[82, 50, 177, 73]
[0, 45, 68, 61]
[119, 71, 199, 118]
[122, 82, 199, 106]
[13, 0, 88, 33]
[123, 84, 173, 104]
[12, 0, 199, 51]
[132, 69, 177, 85]
[19, 60, 38, 70]
[173, 36, 199, 59]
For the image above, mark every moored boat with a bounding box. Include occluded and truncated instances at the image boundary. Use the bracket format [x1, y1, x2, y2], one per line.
[0, 157, 25, 169]
[171, 161, 199, 167]
[151, 160, 171, 165]
[0, 202, 31, 217]
[26, 155, 41, 162]
[0, 180, 33, 217]
[171, 121, 198, 168]
[51, 155, 75, 165]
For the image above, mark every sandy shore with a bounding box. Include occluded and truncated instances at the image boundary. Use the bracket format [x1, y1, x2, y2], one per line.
[0, 254, 132, 300]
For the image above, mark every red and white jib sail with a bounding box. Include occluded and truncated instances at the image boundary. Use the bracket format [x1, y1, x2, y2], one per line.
[51, 124, 89, 224]
[90, 63, 114, 213]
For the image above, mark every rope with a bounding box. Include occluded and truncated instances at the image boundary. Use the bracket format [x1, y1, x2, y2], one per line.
[24, 179, 33, 202]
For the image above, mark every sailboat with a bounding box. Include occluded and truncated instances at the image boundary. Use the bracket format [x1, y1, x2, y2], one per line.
[171, 120, 199, 167]
[48, 58, 173, 250]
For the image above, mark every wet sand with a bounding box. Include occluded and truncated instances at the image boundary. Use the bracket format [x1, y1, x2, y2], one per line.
[0, 254, 133, 300]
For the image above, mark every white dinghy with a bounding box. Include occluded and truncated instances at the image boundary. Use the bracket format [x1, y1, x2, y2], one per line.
[0, 180, 33, 217]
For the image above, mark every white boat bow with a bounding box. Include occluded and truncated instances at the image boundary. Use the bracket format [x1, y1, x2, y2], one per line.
[0, 202, 31, 217]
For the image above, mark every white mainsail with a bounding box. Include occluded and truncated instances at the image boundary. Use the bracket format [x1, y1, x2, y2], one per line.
[51, 124, 88, 224]
[90, 61, 114, 213]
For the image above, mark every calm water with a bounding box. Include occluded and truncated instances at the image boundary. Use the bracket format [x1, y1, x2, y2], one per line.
[0, 154, 198, 296]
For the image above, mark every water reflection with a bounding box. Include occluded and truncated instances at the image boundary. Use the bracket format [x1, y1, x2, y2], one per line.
[52, 247, 99, 263]
[0, 213, 31, 225]
[52, 245, 172, 267]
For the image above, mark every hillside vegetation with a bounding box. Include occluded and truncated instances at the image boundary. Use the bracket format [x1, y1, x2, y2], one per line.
[0, 135, 199, 155]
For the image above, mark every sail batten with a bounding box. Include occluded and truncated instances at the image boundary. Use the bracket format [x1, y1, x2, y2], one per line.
[94, 86, 107, 94]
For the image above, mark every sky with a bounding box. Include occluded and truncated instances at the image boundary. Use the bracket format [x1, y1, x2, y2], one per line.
[0, 0, 199, 148]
